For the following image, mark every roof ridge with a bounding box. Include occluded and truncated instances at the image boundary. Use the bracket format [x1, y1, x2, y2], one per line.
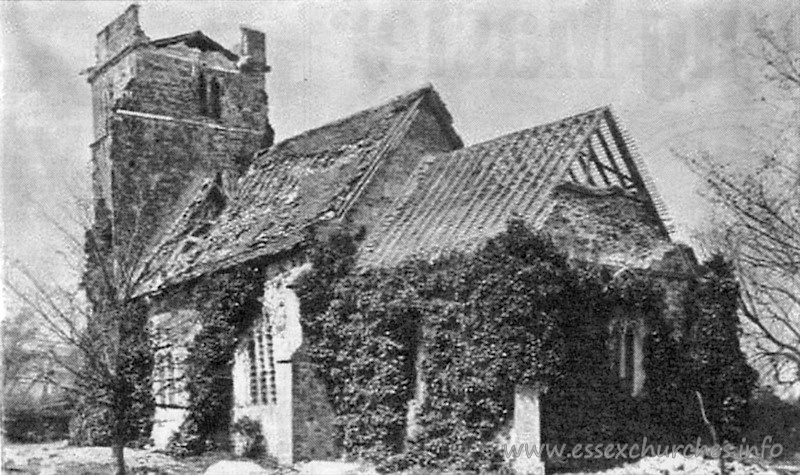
[257, 85, 434, 158]
[337, 93, 427, 218]
[448, 105, 609, 154]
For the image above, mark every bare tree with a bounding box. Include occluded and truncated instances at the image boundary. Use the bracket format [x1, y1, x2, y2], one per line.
[4, 198, 166, 475]
[3, 307, 43, 393]
[685, 15, 800, 389]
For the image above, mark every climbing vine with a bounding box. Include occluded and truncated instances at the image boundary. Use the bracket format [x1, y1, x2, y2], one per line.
[297, 221, 612, 471]
[70, 209, 155, 448]
[68, 298, 155, 448]
[402, 223, 597, 472]
[296, 220, 756, 472]
[683, 256, 757, 441]
[296, 230, 421, 460]
[166, 264, 266, 456]
[645, 255, 757, 444]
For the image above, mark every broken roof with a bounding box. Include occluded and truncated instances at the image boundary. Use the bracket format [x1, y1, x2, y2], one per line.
[134, 86, 457, 295]
[87, 27, 246, 82]
[541, 183, 679, 270]
[357, 106, 675, 269]
[135, 88, 678, 295]
[149, 30, 240, 62]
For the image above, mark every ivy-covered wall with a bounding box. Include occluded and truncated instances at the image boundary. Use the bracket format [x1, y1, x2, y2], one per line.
[294, 220, 756, 473]
[111, 217, 755, 472]
[645, 256, 758, 444]
[296, 222, 613, 470]
[164, 263, 267, 456]
[292, 345, 339, 461]
[70, 215, 155, 449]
[69, 298, 155, 449]
[229, 260, 339, 465]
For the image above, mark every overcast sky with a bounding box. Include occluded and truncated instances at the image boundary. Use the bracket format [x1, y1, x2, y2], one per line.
[1, 0, 794, 294]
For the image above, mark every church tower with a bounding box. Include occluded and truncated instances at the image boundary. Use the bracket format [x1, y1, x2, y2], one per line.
[87, 5, 273, 272]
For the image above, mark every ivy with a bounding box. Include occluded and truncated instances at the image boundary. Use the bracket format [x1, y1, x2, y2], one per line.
[294, 222, 755, 471]
[681, 255, 758, 441]
[231, 416, 266, 459]
[606, 269, 666, 319]
[297, 221, 605, 470]
[542, 268, 627, 448]
[296, 231, 420, 460]
[642, 255, 757, 445]
[404, 223, 583, 471]
[167, 264, 266, 456]
[70, 215, 154, 448]
[69, 299, 154, 448]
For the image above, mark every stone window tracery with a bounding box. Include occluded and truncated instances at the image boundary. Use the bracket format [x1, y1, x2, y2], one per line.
[247, 314, 276, 405]
[155, 351, 178, 406]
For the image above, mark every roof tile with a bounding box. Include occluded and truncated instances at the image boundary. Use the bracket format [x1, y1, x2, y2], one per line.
[357, 107, 607, 268]
[134, 86, 434, 294]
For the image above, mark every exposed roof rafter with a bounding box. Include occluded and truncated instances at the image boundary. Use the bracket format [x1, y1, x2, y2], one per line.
[602, 109, 675, 237]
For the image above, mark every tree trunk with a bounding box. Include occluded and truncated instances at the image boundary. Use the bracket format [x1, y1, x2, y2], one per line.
[696, 391, 725, 475]
[113, 443, 126, 475]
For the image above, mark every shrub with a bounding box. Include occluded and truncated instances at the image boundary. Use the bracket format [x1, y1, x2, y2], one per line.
[682, 255, 758, 442]
[69, 398, 113, 446]
[68, 299, 154, 449]
[230, 417, 265, 459]
[745, 388, 800, 459]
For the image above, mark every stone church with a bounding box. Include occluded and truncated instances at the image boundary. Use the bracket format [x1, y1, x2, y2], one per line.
[87, 6, 696, 469]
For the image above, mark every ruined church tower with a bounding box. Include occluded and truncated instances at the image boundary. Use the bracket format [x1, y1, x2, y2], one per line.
[87, 5, 273, 269]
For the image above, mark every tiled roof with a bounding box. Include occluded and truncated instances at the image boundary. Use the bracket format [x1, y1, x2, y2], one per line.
[357, 107, 672, 269]
[131, 175, 226, 292]
[135, 92, 675, 294]
[134, 86, 443, 295]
